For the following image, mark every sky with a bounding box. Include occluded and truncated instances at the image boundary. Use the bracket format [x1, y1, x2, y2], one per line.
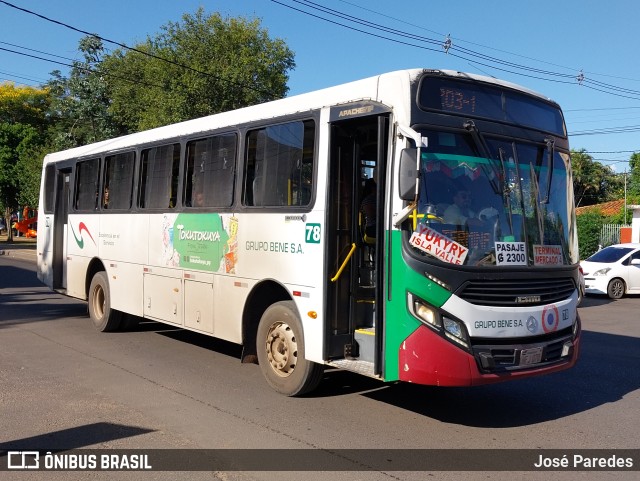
[2, 0, 640, 173]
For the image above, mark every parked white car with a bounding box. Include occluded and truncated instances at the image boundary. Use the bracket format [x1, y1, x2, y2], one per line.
[580, 243, 640, 299]
[578, 265, 585, 305]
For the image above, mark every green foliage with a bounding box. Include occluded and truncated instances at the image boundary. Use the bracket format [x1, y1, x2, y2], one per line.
[571, 149, 623, 207]
[0, 83, 51, 130]
[0, 9, 296, 233]
[102, 8, 295, 132]
[0, 122, 47, 239]
[629, 152, 640, 197]
[0, 84, 51, 216]
[576, 210, 605, 259]
[16, 142, 47, 208]
[46, 36, 121, 149]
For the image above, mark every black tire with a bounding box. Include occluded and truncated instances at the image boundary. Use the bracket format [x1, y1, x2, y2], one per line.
[607, 278, 625, 299]
[256, 301, 323, 396]
[88, 271, 123, 332]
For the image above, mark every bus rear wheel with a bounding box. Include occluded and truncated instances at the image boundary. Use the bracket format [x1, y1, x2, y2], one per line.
[88, 271, 122, 332]
[256, 301, 323, 396]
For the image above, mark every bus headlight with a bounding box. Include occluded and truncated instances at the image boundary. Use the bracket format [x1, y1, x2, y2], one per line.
[414, 301, 441, 329]
[408, 293, 470, 349]
[443, 317, 470, 348]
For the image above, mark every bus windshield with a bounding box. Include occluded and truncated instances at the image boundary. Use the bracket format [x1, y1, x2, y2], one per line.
[407, 129, 576, 267]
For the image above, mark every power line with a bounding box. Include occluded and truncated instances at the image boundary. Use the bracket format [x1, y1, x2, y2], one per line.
[0, 45, 166, 90]
[273, 0, 640, 103]
[270, 0, 443, 54]
[570, 125, 640, 136]
[335, 0, 640, 86]
[583, 150, 639, 154]
[566, 106, 640, 112]
[0, 69, 47, 85]
[0, 39, 77, 63]
[0, 0, 276, 100]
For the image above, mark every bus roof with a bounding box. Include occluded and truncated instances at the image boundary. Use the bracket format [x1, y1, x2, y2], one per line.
[43, 68, 557, 164]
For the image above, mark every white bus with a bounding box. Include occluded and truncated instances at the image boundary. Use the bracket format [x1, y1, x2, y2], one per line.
[37, 69, 581, 396]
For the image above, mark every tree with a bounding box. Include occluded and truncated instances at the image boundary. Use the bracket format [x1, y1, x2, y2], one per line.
[46, 36, 121, 149]
[0, 83, 51, 131]
[0, 83, 51, 240]
[628, 152, 640, 197]
[576, 210, 605, 259]
[0, 123, 46, 241]
[571, 149, 623, 207]
[102, 8, 295, 132]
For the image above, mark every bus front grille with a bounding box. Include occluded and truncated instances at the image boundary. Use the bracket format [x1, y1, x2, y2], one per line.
[472, 332, 574, 372]
[457, 278, 576, 307]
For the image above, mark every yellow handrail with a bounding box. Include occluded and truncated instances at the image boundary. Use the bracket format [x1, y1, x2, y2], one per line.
[331, 243, 357, 282]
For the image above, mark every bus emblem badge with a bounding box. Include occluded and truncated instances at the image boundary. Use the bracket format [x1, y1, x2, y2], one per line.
[516, 295, 540, 304]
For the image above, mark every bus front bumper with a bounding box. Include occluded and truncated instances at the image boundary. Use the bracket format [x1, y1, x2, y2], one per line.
[397, 315, 581, 387]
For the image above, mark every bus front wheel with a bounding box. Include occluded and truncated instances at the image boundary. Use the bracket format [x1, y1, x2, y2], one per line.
[88, 271, 122, 332]
[256, 301, 323, 396]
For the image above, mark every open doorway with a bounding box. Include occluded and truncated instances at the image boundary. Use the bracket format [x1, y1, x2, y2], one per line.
[325, 111, 389, 374]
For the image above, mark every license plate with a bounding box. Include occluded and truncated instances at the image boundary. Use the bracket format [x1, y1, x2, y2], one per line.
[520, 347, 543, 365]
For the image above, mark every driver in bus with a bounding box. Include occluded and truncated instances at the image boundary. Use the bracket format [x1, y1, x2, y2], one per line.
[443, 188, 484, 227]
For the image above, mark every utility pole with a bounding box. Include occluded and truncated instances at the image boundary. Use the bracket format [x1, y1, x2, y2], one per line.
[624, 168, 628, 225]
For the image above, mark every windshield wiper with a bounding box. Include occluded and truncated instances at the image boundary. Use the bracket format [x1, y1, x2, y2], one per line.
[498, 147, 514, 233]
[463, 120, 502, 195]
[529, 159, 545, 243]
[498, 143, 528, 243]
[542, 137, 555, 204]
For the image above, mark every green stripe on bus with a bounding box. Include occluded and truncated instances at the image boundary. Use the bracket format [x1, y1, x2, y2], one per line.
[383, 230, 452, 381]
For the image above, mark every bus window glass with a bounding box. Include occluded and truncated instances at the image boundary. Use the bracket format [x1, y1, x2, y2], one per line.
[140, 144, 180, 209]
[408, 130, 574, 266]
[243, 120, 315, 207]
[74, 159, 100, 211]
[43, 164, 56, 214]
[185, 133, 237, 208]
[103, 151, 135, 210]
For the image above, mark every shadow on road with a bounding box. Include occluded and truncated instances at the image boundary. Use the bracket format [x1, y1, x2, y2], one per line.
[0, 264, 87, 326]
[313, 328, 640, 428]
[4, 253, 639, 430]
[579, 294, 639, 307]
[0, 423, 155, 451]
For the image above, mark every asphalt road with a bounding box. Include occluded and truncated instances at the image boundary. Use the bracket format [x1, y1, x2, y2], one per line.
[0, 252, 638, 480]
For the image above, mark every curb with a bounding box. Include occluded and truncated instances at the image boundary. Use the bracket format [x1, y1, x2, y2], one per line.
[0, 248, 37, 261]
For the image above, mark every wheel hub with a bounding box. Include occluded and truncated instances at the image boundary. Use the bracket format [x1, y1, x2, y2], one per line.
[93, 285, 105, 319]
[265, 321, 298, 377]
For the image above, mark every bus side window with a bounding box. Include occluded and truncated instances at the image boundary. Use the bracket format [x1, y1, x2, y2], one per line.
[74, 159, 100, 211]
[42, 164, 56, 214]
[243, 120, 315, 208]
[103, 151, 135, 210]
[140, 144, 180, 210]
[185, 133, 237, 208]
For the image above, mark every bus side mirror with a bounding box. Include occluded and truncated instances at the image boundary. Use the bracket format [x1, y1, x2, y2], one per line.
[399, 148, 418, 200]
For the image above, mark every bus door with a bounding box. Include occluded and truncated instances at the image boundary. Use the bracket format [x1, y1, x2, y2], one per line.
[52, 168, 71, 290]
[325, 104, 389, 376]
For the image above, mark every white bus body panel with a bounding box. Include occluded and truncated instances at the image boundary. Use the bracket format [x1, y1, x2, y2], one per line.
[36, 213, 54, 287]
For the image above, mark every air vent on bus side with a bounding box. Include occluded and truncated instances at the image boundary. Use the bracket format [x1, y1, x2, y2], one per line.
[457, 278, 576, 307]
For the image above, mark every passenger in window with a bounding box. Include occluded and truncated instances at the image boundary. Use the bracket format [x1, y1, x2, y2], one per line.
[192, 184, 205, 207]
[194, 191, 205, 207]
[103, 187, 109, 208]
